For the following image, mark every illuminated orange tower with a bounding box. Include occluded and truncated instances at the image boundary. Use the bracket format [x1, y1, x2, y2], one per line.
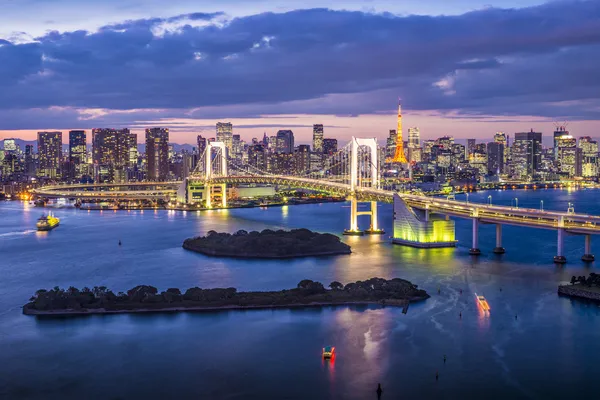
[389, 99, 407, 163]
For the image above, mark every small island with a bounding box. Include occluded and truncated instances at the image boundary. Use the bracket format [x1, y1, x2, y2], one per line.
[183, 228, 351, 258]
[558, 273, 600, 301]
[23, 277, 429, 316]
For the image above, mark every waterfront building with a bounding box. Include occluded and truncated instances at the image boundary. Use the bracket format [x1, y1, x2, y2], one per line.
[555, 134, 577, 178]
[511, 130, 542, 180]
[216, 122, 233, 154]
[68, 130, 87, 179]
[312, 124, 324, 153]
[553, 125, 569, 160]
[145, 128, 170, 181]
[487, 142, 504, 175]
[37, 131, 62, 179]
[579, 136, 598, 178]
[275, 130, 294, 153]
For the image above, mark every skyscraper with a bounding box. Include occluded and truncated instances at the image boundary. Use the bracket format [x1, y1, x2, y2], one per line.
[322, 138, 338, 155]
[92, 128, 131, 182]
[388, 100, 407, 163]
[487, 142, 504, 175]
[216, 122, 233, 153]
[197, 135, 207, 155]
[512, 130, 542, 180]
[466, 139, 476, 158]
[578, 136, 598, 178]
[386, 130, 397, 159]
[2, 138, 17, 153]
[145, 128, 170, 181]
[408, 127, 420, 148]
[69, 130, 86, 178]
[275, 130, 294, 153]
[553, 125, 569, 160]
[37, 131, 62, 178]
[556, 134, 577, 177]
[312, 124, 324, 153]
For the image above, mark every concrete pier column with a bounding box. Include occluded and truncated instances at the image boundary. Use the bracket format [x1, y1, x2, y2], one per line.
[582, 235, 595, 262]
[365, 201, 385, 234]
[493, 224, 505, 254]
[554, 228, 567, 264]
[469, 218, 481, 255]
[343, 195, 363, 236]
[205, 184, 212, 208]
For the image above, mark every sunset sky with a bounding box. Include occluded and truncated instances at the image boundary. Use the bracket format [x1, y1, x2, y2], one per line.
[1, 0, 599, 145]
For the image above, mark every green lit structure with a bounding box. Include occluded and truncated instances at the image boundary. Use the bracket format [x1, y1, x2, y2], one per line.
[392, 194, 456, 248]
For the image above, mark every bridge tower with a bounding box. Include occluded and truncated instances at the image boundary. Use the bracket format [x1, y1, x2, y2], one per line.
[343, 137, 385, 236]
[204, 142, 228, 208]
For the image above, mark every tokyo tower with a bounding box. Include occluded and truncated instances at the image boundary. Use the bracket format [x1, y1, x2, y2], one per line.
[387, 99, 407, 163]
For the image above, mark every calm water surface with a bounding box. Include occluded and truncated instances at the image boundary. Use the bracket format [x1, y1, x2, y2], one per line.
[1, 188, 599, 399]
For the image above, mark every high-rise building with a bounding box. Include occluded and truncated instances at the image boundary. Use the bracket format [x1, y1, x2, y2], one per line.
[511, 130, 542, 180]
[408, 127, 420, 149]
[92, 128, 131, 182]
[232, 134, 241, 157]
[2, 138, 17, 153]
[294, 145, 311, 174]
[466, 139, 476, 158]
[387, 100, 407, 163]
[386, 130, 397, 159]
[197, 135, 207, 156]
[553, 125, 569, 160]
[126, 133, 138, 167]
[248, 144, 268, 171]
[578, 136, 598, 178]
[312, 124, 324, 153]
[68, 130, 86, 179]
[275, 130, 294, 153]
[25, 144, 36, 176]
[322, 138, 338, 155]
[145, 128, 170, 181]
[37, 131, 62, 178]
[486, 142, 504, 175]
[216, 122, 233, 154]
[556, 134, 577, 177]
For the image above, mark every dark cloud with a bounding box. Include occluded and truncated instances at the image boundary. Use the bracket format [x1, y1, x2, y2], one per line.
[1, 1, 600, 127]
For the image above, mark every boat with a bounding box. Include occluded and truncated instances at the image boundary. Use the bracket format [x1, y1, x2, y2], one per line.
[475, 293, 490, 312]
[322, 346, 335, 359]
[36, 213, 60, 231]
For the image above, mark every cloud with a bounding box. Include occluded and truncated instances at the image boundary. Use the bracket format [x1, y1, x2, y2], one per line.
[0, 1, 600, 130]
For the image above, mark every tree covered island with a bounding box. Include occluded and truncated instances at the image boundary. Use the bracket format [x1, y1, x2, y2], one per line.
[23, 277, 429, 316]
[182, 228, 351, 258]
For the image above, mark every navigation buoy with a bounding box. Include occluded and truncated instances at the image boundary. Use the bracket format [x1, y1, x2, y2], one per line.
[118, 240, 122, 246]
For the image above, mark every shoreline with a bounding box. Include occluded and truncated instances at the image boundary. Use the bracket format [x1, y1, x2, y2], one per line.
[558, 284, 600, 302]
[23, 297, 428, 317]
[182, 242, 351, 259]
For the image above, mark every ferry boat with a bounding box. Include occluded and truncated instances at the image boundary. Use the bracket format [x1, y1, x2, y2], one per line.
[322, 346, 335, 359]
[36, 213, 60, 231]
[475, 293, 490, 312]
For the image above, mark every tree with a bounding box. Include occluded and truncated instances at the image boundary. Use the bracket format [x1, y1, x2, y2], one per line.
[570, 276, 577, 285]
[297, 279, 314, 289]
[329, 281, 343, 290]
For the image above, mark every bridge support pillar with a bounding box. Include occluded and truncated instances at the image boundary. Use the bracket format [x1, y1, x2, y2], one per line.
[582, 235, 594, 262]
[365, 201, 385, 235]
[469, 218, 481, 255]
[344, 195, 363, 236]
[554, 228, 567, 264]
[493, 224, 505, 254]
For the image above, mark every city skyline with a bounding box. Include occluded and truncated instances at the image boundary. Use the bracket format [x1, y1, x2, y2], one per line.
[1, 0, 600, 143]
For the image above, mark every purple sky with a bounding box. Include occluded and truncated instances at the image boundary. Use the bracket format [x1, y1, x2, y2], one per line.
[1, 0, 599, 145]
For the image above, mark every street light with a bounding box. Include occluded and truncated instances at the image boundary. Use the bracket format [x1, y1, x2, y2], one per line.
[540, 200, 544, 211]
[466, 193, 469, 203]
[512, 197, 519, 208]
[488, 195, 492, 205]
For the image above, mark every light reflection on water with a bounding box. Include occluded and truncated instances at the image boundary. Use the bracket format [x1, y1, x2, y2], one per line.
[1, 189, 600, 399]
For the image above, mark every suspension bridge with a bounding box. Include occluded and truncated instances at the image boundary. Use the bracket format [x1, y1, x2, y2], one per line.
[33, 137, 600, 263]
